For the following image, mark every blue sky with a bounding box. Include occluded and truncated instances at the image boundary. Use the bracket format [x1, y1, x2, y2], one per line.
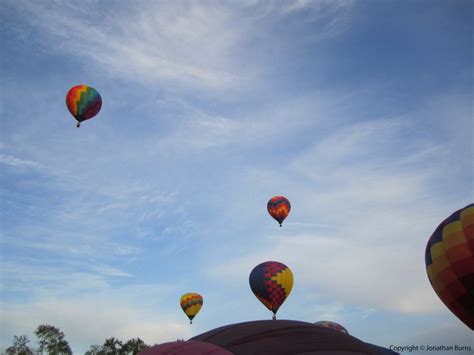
[0, 0, 472, 353]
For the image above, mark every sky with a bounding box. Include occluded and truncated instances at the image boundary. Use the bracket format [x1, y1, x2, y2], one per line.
[0, 0, 472, 353]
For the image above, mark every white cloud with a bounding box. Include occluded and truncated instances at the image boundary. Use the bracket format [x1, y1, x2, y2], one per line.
[153, 114, 240, 155]
[8, 0, 353, 94]
[207, 109, 469, 315]
[282, 0, 353, 14]
[210, 233, 441, 314]
[1, 2, 471, 352]
[402, 322, 473, 355]
[12, 1, 243, 91]
[0, 285, 190, 353]
[0, 261, 131, 296]
[0, 153, 43, 170]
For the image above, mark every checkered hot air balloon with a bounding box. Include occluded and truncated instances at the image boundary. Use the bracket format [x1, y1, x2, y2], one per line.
[66, 85, 102, 127]
[249, 261, 293, 319]
[267, 196, 291, 227]
[180, 293, 203, 324]
[425, 203, 474, 330]
[314, 321, 349, 334]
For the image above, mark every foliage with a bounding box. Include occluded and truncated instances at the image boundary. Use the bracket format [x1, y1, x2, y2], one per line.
[34, 324, 72, 355]
[85, 337, 149, 355]
[7, 324, 149, 355]
[101, 337, 123, 354]
[5, 335, 34, 355]
[122, 338, 149, 354]
[84, 344, 103, 355]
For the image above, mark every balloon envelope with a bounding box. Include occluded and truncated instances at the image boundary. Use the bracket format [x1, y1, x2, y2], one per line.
[180, 293, 203, 324]
[314, 321, 349, 334]
[249, 261, 293, 317]
[66, 85, 102, 127]
[425, 203, 474, 330]
[190, 320, 395, 354]
[267, 196, 291, 227]
[139, 341, 232, 355]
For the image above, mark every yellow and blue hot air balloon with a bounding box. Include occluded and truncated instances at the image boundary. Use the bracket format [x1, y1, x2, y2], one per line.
[425, 203, 474, 330]
[66, 84, 102, 127]
[249, 261, 293, 319]
[180, 293, 203, 324]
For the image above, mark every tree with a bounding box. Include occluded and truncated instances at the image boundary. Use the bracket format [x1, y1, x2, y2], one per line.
[84, 344, 103, 355]
[101, 337, 123, 354]
[34, 324, 72, 355]
[121, 338, 148, 354]
[85, 337, 149, 355]
[5, 335, 34, 355]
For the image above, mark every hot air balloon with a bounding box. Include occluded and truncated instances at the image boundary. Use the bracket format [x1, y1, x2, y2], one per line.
[65, 84, 102, 127]
[425, 203, 474, 330]
[139, 340, 232, 355]
[249, 261, 293, 319]
[314, 321, 349, 334]
[267, 196, 291, 227]
[190, 320, 395, 354]
[180, 293, 203, 324]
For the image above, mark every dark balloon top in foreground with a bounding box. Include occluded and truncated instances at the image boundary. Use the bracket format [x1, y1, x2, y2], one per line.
[190, 319, 397, 354]
[139, 340, 232, 355]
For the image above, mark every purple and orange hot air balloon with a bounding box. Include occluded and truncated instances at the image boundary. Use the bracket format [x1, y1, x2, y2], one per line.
[249, 261, 293, 319]
[267, 196, 291, 227]
[425, 203, 474, 330]
[66, 85, 102, 127]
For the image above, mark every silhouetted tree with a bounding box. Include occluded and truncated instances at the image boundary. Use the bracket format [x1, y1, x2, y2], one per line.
[84, 344, 103, 355]
[5, 335, 34, 355]
[122, 338, 148, 354]
[34, 324, 72, 355]
[101, 337, 123, 354]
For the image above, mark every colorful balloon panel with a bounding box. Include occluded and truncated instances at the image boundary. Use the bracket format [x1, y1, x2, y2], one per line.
[249, 261, 293, 317]
[180, 293, 203, 324]
[425, 204, 474, 330]
[267, 196, 291, 227]
[314, 321, 349, 334]
[66, 85, 102, 127]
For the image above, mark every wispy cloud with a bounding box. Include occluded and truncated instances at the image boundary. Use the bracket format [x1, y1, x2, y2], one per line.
[0, 284, 190, 353]
[0, 261, 131, 296]
[0, 153, 43, 170]
[210, 233, 440, 314]
[284, 222, 331, 228]
[7, 0, 353, 94]
[1, 1, 471, 352]
[207, 105, 471, 316]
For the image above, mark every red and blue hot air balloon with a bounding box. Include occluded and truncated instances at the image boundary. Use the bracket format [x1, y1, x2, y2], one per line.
[66, 85, 102, 127]
[249, 261, 293, 319]
[267, 196, 291, 227]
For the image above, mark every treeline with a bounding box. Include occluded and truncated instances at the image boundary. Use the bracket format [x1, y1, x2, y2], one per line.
[6, 324, 149, 355]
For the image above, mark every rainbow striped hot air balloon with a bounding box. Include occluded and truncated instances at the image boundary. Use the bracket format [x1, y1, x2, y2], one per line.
[249, 261, 293, 319]
[66, 84, 102, 127]
[267, 196, 291, 227]
[425, 204, 474, 330]
[180, 293, 203, 324]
